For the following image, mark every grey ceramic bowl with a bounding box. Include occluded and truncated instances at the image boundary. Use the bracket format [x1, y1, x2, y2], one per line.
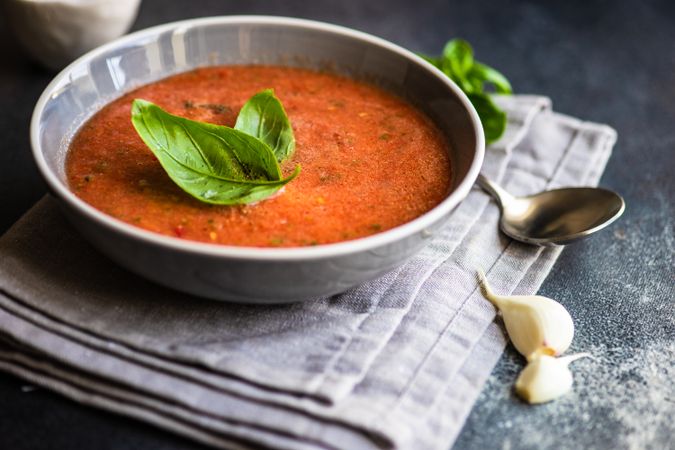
[31, 16, 484, 303]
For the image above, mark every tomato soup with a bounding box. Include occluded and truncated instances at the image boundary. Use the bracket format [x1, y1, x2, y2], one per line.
[66, 66, 452, 247]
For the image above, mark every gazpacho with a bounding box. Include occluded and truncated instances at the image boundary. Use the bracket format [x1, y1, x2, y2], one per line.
[66, 66, 452, 247]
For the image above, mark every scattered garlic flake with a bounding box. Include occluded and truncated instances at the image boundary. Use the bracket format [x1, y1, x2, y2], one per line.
[515, 353, 592, 404]
[477, 270, 574, 361]
[477, 270, 593, 405]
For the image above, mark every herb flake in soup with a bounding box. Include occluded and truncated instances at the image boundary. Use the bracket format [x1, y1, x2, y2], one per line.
[66, 66, 453, 247]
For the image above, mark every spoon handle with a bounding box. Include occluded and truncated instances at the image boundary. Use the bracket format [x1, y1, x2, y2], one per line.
[476, 174, 515, 209]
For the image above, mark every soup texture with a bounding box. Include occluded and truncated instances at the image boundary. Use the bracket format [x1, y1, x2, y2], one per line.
[66, 66, 452, 247]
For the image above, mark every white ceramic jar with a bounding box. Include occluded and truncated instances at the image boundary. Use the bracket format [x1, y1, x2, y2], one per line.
[3, 0, 141, 69]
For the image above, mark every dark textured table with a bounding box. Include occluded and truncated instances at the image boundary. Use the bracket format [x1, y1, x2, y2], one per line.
[0, 1, 673, 449]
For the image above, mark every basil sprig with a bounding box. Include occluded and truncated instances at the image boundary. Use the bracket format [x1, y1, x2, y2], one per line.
[131, 90, 300, 205]
[235, 89, 296, 162]
[421, 39, 512, 144]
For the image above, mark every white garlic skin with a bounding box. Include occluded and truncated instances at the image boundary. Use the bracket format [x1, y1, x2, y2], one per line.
[515, 354, 590, 404]
[477, 271, 574, 361]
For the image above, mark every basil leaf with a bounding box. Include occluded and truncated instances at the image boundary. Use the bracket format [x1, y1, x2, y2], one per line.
[421, 38, 513, 144]
[468, 62, 513, 94]
[467, 76, 484, 94]
[157, 164, 299, 205]
[467, 92, 507, 144]
[235, 89, 296, 162]
[441, 39, 475, 91]
[442, 39, 474, 76]
[131, 99, 299, 205]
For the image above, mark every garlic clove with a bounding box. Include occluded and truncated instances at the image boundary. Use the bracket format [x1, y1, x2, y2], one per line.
[515, 353, 592, 404]
[477, 270, 574, 361]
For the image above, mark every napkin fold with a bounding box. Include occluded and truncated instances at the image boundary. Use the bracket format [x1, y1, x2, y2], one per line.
[0, 96, 617, 450]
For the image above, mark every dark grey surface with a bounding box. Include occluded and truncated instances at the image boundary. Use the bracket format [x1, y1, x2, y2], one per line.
[0, 1, 672, 449]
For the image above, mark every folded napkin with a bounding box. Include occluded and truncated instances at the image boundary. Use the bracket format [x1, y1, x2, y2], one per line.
[0, 96, 616, 450]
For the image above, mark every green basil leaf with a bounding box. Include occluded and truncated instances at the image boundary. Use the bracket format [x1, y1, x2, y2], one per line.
[468, 62, 513, 94]
[454, 74, 477, 93]
[467, 76, 484, 94]
[234, 89, 296, 163]
[419, 52, 473, 91]
[158, 164, 299, 205]
[467, 92, 507, 144]
[441, 39, 474, 79]
[131, 99, 299, 205]
[427, 38, 513, 143]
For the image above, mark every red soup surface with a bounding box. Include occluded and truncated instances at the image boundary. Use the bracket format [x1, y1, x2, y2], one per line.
[66, 66, 452, 247]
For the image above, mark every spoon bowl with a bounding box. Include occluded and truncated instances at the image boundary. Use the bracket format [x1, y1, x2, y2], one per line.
[478, 175, 625, 246]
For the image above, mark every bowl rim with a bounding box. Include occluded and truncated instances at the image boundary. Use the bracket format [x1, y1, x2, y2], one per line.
[30, 15, 485, 261]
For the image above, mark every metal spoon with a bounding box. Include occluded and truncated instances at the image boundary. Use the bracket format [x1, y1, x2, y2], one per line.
[477, 174, 625, 246]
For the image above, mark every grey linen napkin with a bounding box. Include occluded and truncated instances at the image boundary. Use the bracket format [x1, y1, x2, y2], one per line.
[0, 95, 616, 450]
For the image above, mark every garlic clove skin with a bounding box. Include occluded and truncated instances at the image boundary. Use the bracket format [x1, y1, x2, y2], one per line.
[515, 353, 591, 404]
[477, 270, 574, 361]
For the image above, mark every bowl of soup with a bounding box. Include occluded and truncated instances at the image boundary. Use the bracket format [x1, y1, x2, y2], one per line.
[31, 16, 484, 303]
